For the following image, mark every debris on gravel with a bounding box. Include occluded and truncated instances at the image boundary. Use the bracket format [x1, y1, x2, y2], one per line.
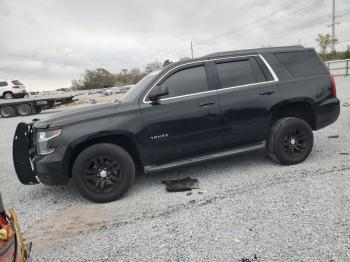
[161, 177, 199, 192]
[328, 135, 339, 138]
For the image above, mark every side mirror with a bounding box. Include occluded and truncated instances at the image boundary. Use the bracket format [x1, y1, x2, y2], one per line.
[149, 84, 169, 101]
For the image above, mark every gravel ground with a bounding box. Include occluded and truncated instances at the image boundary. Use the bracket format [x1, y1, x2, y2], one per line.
[0, 77, 350, 261]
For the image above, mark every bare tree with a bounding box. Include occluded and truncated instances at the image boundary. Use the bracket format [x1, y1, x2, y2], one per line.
[316, 34, 338, 58]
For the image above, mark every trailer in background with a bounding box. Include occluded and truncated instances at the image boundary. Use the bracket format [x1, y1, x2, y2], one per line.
[0, 95, 78, 118]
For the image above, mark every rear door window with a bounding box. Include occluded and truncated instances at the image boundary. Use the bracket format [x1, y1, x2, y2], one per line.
[274, 51, 326, 78]
[0, 81, 8, 87]
[215, 58, 263, 89]
[160, 65, 209, 99]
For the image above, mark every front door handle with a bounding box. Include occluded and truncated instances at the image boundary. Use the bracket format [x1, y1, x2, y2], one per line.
[259, 91, 275, 96]
[198, 102, 215, 107]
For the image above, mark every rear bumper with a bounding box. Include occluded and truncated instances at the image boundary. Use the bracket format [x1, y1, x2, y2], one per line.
[315, 97, 340, 130]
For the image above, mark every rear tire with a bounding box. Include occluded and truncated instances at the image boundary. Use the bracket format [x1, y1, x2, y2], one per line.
[0, 106, 14, 118]
[267, 117, 314, 165]
[3, 92, 13, 100]
[16, 104, 32, 116]
[72, 143, 135, 203]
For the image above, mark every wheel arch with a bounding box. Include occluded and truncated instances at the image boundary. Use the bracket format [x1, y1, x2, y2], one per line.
[65, 132, 143, 178]
[269, 99, 317, 130]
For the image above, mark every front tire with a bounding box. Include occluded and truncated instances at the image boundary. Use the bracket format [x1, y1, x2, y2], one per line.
[72, 143, 135, 203]
[0, 106, 15, 118]
[3, 92, 13, 100]
[267, 117, 314, 165]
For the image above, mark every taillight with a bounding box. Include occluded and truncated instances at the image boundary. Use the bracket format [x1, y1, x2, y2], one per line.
[12, 85, 20, 89]
[330, 74, 337, 97]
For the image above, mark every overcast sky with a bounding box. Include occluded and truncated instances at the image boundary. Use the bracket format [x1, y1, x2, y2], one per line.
[0, 0, 349, 91]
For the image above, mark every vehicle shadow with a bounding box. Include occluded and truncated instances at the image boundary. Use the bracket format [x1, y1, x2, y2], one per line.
[133, 150, 271, 186]
[25, 149, 274, 205]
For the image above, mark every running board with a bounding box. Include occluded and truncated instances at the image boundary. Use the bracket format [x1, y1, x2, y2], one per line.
[144, 141, 265, 174]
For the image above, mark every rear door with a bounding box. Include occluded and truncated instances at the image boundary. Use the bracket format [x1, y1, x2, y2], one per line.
[139, 62, 223, 165]
[211, 55, 280, 147]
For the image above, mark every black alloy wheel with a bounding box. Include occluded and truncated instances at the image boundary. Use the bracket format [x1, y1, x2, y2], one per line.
[282, 127, 307, 157]
[267, 117, 314, 165]
[72, 143, 135, 203]
[82, 155, 122, 194]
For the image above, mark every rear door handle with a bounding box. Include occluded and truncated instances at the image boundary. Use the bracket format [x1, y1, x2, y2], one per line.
[198, 102, 215, 107]
[259, 91, 275, 96]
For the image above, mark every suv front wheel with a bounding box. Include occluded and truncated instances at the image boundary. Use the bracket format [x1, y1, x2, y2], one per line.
[267, 117, 314, 165]
[3, 92, 14, 100]
[72, 143, 135, 203]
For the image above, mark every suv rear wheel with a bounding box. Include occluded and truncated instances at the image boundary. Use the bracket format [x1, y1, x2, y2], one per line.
[267, 117, 314, 165]
[72, 143, 135, 203]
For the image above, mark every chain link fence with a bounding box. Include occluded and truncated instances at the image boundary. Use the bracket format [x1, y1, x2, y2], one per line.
[326, 59, 350, 76]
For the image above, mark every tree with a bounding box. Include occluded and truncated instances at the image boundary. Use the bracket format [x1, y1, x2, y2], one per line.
[71, 61, 164, 90]
[144, 62, 162, 74]
[72, 68, 115, 90]
[316, 34, 338, 58]
[344, 46, 350, 59]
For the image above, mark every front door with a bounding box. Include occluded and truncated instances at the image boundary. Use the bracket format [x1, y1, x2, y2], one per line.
[139, 63, 223, 165]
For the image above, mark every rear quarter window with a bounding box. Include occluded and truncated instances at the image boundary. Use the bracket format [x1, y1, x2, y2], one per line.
[274, 51, 326, 78]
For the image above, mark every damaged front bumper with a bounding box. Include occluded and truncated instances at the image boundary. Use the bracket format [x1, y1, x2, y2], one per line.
[12, 122, 39, 185]
[12, 122, 69, 186]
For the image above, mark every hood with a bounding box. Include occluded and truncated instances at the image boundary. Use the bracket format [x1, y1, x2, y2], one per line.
[33, 102, 120, 129]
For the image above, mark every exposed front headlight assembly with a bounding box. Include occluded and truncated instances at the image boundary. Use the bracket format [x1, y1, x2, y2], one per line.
[35, 129, 61, 155]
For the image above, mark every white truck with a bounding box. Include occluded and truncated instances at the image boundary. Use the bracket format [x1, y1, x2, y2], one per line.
[0, 94, 78, 118]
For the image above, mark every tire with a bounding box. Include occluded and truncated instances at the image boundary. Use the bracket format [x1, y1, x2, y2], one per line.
[16, 104, 32, 116]
[0, 106, 14, 118]
[72, 143, 135, 203]
[3, 92, 13, 100]
[267, 117, 314, 165]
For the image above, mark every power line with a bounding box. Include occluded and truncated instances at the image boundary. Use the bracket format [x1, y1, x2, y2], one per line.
[157, 1, 322, 60]
[192, 1, 323, 56]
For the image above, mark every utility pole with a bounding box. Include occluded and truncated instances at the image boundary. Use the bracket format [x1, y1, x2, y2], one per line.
[190, 41, 194, 59]
[327, 0, 340, 52]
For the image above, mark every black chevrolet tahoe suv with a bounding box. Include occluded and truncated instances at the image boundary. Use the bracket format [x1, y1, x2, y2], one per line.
[13, 46, 340, 203]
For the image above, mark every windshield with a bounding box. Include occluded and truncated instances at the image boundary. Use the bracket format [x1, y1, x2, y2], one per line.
[121, 70, 161, 103]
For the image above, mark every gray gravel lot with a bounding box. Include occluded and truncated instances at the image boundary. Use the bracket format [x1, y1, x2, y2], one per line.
[1, 78, 350, 261]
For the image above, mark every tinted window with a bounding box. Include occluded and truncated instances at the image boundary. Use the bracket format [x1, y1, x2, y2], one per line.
[274, 51, 326, 78]
[216, 59, 257, 89]
[161, 66, 208, 98]
[11, 80, 23, 85]
[0, 81, 8, 87]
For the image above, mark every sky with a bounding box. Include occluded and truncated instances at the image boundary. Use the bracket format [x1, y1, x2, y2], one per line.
[0, 0, 349, 91]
